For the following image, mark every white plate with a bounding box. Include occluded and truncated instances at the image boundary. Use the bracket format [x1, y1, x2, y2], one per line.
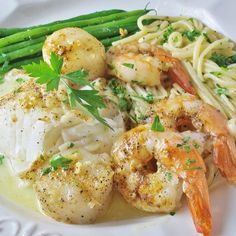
[0, 0, 236, 236]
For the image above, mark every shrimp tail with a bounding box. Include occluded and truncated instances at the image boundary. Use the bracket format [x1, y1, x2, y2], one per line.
[213, 135, 236, 184]
[154, 48, 196, 95]
[167, 62, 196, 95]
[185, 177, 212, 236]
[168, 146, 212, 236]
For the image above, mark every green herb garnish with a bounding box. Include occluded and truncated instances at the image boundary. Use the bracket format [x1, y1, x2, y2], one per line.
[182, 29, 200, 41]
[145, 93, 154, 104]
[108, 79, 126, 96]
[210, 71, 222, 77]
[185, 159, 197, 165]
[215, 83, 231, 98]
[210, 52, 236, 67]
[193, 143, 200, 149]
[165, 172, 173, 181]
[203, 32, 211, 43]
[68, 143, 75, 149]
[118, 97, 130, 111]
[183, 145, 191, 153]
[16, 78, 25, 84]
[177, 136, 192, 152]
[23, 52, 110, 129]
[177, 136, 190, 147]
[107, 64, 115, 70]
[133, 92, 154, 104]
[188, 18, 194, 23]
[108, 79, 131, 112]
[122, 63, 134, 69]
[151, 115, 165, 132]
[0, 154, 5, 165]
[42, 154, 72, 175]
[161, 25, 174, 44]
[169, 211, 176, 216]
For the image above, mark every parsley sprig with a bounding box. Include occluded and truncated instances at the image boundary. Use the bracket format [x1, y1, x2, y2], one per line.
[23, 53, 111, 129]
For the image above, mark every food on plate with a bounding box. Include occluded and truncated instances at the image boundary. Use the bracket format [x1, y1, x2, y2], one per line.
[151, 94, 236, 183]
[112, 125, 211, 235]
[107, 42, 195, 93]
[43, 28, 106, 78]
[0, 7, 236, 236]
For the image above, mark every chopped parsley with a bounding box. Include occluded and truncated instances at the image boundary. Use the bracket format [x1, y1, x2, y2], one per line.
[184, 158, 202, 171]
[210, 71, 222, 77]
[108, 79, 131, 112]
[188, 18, 194, 23]
[151, 115, 165, 132]
[68, 142, 75, 149]
[210, 52, 236, 67]
[177, 136, 190, 147]
[145, 93, 154, 104]
[215, 84, 231, 98]
[165, 172, 173, 181]
[122, 63, 134, 69]
[133, 92, 154, 104]
[182, 29, 200, 41]
[42, 154, 72, 175]
[108, 79, 126, 96]
[177, 136, 192, 153]
[183, 145, 191, 153]
[118, 97, 130, 111]
[161, 25, 174, 44]
[0, 154, 5, 165]
[203, 32, 211, 43]
[23, 52, 111, 129]
[193, 143, 200, 149]
[185, 159, 197, 165]
[16, 78, 25, 84]
[107, 64, 115, 70]
[169, 211, 176, 216]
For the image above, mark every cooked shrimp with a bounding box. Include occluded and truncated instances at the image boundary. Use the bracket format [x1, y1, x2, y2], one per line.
[151, 94, 236, 184]
[112, 126, 211, 236]
[43, 27, 106, 80]
[106, 42, 195, 94]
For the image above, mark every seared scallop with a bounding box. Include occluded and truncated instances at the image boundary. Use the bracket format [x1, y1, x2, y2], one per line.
[42, 27, 106, 80]
[35, 149, 113, 224]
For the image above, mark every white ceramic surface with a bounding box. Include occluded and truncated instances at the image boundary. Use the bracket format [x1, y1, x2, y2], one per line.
[0, 1, 236, 235]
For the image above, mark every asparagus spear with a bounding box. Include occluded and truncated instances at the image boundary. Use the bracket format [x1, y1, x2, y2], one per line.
[0, 42, 43, 64]
[0, 36, 46, 54]
[0, 9, 125, 37]
[0, 10, 147, 48]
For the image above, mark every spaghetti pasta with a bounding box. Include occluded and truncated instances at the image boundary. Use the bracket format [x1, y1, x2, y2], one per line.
[113, 13, 236, 130]
[111, 13, 236, 186]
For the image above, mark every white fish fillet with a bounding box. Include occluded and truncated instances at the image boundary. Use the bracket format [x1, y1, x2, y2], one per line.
[0, 74, 125, 223]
